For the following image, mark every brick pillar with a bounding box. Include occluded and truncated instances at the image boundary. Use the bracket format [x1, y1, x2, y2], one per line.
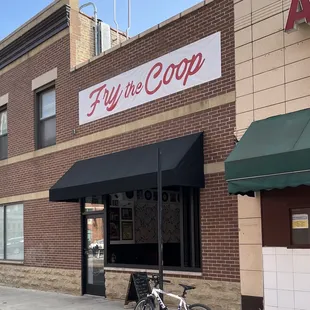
[68, 0, 81, 68]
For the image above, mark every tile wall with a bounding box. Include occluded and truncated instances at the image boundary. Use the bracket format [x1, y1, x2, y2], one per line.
[263, 247, 310, 310]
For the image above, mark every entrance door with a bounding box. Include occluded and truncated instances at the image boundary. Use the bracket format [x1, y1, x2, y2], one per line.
[85, 214, 105, 296]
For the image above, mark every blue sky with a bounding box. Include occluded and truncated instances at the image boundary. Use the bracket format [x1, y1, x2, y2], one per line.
[0, 0, 202, 41]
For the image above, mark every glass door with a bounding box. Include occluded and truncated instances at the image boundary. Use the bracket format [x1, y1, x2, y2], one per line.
[85, 214, 105, 296]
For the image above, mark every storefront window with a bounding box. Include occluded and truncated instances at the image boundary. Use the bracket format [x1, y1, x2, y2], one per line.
[106, 187, 201, 271]
[0, 203, 24, 261]
[291, 208, 310, 246]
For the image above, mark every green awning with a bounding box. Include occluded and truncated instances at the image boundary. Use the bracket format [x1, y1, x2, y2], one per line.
[225, 108, 310, 195]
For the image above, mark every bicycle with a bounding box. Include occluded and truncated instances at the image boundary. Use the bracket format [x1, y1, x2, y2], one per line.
[134, 274, 211, 310]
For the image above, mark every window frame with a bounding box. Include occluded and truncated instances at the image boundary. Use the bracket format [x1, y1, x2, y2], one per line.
[103, 187, 202, 272]
[82, 189, 202, 272]
[0, 203, 24, 262]
[0, 105, 8, 160]
[35, 84, 56, 150]
[289, 207, 310, 249]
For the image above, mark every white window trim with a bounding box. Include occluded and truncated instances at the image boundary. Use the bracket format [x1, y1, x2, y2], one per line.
[0, 94, 8, 108]
[32, 68, 57, 91]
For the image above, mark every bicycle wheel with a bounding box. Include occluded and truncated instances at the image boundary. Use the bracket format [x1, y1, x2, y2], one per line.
[135, 297, 155, 310]
[189, 303, 211, 310]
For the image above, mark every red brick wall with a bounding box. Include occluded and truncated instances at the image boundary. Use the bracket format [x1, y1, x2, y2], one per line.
[0, 104, 235, 198]
[0, 0, 238, 281]
[202, 173, 239, 282]
[24, 199, 81, 269]
[0, 36, 71, 158]
[18, 102, 238, 279]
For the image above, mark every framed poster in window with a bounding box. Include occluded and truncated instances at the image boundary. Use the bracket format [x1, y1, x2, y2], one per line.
[121, 208, 133, 220]
[110, 208, 120, 221]
[291, 208, 310, 246]
[110, 221, 120, 241]
[122, 222, 133, 240]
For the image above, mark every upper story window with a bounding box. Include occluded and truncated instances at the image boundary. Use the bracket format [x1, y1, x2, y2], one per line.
[0, 107, 8, 160]
[37, 87, 56, 149]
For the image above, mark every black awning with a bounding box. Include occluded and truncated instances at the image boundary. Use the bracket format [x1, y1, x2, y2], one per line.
[49, 132, 204, 202]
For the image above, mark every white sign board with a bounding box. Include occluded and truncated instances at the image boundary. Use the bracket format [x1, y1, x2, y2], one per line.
[79, 32, 222, 125]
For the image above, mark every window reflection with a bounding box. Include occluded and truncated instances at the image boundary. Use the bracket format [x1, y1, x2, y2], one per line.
[6, 204, 24, 260]
[0, 207, 3, 260]
[106, 187, 201, 270]
[0, 204, 24, 261]
[87, 217, 104, 286]
[85, 196, 105, 212]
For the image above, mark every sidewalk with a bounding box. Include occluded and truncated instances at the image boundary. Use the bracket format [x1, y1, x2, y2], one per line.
[0, 286, 125, 310]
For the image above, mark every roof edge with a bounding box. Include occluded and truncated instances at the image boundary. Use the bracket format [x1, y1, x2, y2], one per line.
[0, 0, 70, 51]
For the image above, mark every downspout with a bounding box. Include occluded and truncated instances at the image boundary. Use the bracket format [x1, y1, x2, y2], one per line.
[79, 2, 98, 56]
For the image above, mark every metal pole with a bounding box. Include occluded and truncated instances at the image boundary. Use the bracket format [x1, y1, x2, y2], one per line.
[79, 2, 98, 56]
[113, 0, 119, 44]
[126, 0, 131, 38]
[157, 148, 163, 306]
[190, 189, 195, 267]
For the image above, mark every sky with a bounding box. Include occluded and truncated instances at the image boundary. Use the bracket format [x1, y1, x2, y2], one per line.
[0, 0, 202, 41]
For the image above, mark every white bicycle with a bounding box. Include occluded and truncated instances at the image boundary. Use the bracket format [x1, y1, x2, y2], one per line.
[134, 274, 211, 310]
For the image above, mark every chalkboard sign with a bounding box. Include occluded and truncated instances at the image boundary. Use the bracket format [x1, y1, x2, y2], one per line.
[124, 272, 152, 305]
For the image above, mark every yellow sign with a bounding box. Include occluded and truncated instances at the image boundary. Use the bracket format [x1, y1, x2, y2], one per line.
[292, 214, 309, 229]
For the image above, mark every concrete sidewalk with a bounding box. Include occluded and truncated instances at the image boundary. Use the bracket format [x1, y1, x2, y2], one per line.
[0, 286, 125, 309]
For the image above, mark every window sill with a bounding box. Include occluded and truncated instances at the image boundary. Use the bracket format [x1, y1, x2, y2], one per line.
[0, 260, 24, 265]
[110, 241, 135, 245]
[104, 266, 202, 277]
[36, 144, 56, 151]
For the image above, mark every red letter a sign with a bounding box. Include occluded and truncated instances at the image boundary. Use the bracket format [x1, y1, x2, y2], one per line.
[286, 0, 310, 32]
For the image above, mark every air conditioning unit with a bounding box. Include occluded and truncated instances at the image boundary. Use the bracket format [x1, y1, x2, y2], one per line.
[97, 21, 111, 54]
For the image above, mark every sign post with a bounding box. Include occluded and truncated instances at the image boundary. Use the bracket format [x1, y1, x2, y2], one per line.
[157, 148, 163, 307]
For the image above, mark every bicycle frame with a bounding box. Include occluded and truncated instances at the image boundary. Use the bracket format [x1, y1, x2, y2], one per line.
[149, 287, 188, 310]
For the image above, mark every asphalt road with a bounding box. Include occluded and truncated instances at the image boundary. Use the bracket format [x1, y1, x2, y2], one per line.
[0, 286, 125, 310]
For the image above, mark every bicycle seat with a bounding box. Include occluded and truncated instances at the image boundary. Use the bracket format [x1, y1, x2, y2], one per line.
[179, 284, 196, 291]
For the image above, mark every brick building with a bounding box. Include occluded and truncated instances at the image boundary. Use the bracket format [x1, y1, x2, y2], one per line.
[226, 1, 310, 310]
[0, 0, 239, 308]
